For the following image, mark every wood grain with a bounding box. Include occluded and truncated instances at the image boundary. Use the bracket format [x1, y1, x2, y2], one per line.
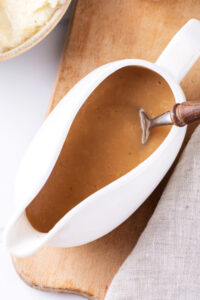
[14, 0, 200, 299]
[171, 100, 200, 126]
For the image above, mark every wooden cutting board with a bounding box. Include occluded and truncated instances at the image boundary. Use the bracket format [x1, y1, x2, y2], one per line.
[13, 1, 200, 299]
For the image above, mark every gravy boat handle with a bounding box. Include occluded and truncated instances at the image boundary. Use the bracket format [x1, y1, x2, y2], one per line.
[156, 19, 200, 83]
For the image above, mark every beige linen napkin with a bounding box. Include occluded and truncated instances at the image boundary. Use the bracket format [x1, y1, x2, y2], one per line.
[105, 125, 200, 300]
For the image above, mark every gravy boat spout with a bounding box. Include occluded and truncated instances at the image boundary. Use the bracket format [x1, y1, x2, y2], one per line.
[3, 19, 200, 257]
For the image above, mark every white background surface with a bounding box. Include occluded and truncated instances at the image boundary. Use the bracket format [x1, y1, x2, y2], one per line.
[0, 5, 84, 300]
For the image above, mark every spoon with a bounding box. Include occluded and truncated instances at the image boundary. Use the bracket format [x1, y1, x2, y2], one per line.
[139, 100, 200, 144]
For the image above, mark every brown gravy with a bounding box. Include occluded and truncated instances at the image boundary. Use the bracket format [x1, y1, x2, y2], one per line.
[26, 66, 175, 232]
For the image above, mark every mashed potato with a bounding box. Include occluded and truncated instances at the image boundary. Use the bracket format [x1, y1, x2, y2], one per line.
[0, 0, 66, 52]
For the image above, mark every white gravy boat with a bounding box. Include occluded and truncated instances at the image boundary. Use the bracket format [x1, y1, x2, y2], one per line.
[4, 19, 200, 257]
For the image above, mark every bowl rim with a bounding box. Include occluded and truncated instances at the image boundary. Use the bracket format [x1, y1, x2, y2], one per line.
[0, 0, 72, 62]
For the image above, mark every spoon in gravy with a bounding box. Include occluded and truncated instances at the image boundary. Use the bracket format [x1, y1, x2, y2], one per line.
[139, 100, 200, 144]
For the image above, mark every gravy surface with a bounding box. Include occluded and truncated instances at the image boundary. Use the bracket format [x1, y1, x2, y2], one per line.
[26, 67, 175, 232]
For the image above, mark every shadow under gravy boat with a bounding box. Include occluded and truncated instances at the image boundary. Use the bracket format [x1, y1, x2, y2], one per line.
[4, 19, 200, 257]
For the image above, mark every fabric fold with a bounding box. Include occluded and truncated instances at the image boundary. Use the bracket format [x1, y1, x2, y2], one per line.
[106, 125, 200, 300]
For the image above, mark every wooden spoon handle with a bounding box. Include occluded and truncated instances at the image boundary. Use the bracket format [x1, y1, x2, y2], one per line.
[170, 100, 200, 127]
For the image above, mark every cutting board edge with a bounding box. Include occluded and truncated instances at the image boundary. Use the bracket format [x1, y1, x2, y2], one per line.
[12, 257, 97, 300]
